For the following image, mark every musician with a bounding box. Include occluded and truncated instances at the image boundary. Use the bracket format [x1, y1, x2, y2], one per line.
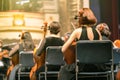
[0, 40, 8, 60]
[58, 8, 102, 80]
[0, 40, 9, 78]
[6, 31, 35, 79]
[30, 21, 64, 80]
[96, 23, 111, 40]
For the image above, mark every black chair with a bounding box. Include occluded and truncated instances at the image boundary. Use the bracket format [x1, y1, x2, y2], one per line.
[76, 40, 114, 80]
[39, 46, 65, 80]
[17, 51, 34, 80]
[113, 48, 120, 74]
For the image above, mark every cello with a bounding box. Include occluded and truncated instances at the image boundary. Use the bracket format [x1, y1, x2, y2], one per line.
[62, 33, 76, 64]
[30, 22, 48, 80]
[62, 22, 77, 64]
[116, 69, 120, 80]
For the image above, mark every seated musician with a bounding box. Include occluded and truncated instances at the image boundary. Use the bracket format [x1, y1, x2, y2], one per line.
[0, 40, 9, 60]
[0, 40, 9, 76]
[96, 23, 111, 40]
[30, 21, 64, 80]
[6, 31, 35, 79]
[58, 8, 103, 80]
[96, 23, 118, 48]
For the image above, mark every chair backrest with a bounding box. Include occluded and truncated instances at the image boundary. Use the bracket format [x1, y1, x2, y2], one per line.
[46, 46, 64, 66]
[113, 48, 120, 65]
[19, 51, 34, 67]
[76, 40, 113, 64]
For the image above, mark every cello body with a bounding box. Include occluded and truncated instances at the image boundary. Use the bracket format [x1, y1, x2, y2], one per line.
[30, 51, 45, 80]
[30, 22, 48, 80]
[116, 70, 120, 80]
[6, 53, 19, 80]
[62, 32, 76, 64]
[63, 44, 76, 64]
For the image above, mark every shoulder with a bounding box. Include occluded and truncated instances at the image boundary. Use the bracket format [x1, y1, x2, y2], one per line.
[71, 28, 82, 36]
[13, 44, 19, 49]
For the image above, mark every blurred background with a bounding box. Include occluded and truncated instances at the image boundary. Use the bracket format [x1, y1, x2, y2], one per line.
[0, 0, 119, 45]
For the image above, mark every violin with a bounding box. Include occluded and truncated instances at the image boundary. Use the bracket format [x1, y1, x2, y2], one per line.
[0, 50, 9, 60]
[0, 43, 14, 60]
[30, 22, 48, 80]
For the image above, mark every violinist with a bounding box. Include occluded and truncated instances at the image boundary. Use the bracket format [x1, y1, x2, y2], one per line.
[30, 21, 64, 80]
[58, 8, 102, 80]
[6, 31, 35, 79]
[0, 40, 9, 60]
[0, 40, 9, 77]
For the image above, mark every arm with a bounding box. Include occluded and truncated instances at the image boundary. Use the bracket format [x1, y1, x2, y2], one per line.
[35, 38, 46, 56]
[96, 28, 102, 40]
[9, 44, 19, 57]
[62, 30, 77, 53]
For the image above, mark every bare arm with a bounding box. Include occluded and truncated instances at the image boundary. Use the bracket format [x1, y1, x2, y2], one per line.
[96, 28, 102, 40]
[62, 30, 77, 53]
[9, 44, 19, 57]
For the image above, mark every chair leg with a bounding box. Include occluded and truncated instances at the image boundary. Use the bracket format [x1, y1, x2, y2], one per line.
[76, 66, 78, 80]
[0, 74, 5, 80]
[39, 74, 40, 80]
[111, 65, 115, 80]
[18, 68, 21, 80]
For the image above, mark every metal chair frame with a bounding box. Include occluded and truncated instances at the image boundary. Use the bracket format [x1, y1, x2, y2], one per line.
[76, 40, 114, 80]
[39, 46, 64, 80]
[17, 51, 34, 80]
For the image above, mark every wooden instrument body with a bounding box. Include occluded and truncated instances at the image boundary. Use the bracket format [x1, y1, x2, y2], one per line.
[30, 22, 48, 80]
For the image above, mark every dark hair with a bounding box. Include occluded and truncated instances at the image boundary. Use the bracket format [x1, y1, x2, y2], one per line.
[20, 31, 35, 51]
[49, 21, 61, 34]
[78, 8, 97, 26]
[96, 23, 111, 37]
[20, 31, 32, 40]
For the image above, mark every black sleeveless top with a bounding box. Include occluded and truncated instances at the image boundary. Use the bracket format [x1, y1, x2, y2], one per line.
[79, 26, 100, 40]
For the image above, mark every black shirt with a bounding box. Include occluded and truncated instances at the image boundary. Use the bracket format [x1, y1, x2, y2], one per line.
[79, 26, 100, 40]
